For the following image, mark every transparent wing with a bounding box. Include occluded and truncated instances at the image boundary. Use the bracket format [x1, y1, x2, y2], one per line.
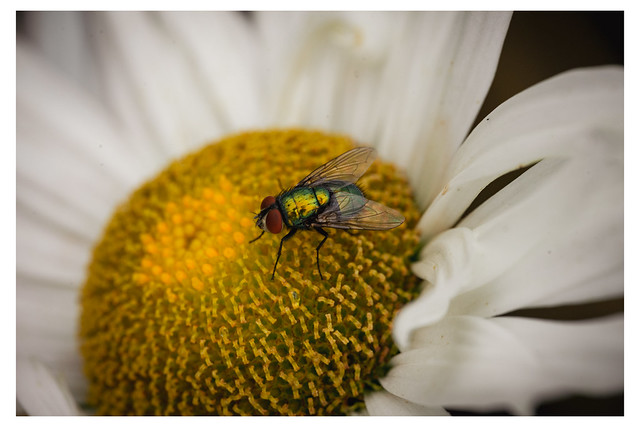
[314, 191, 405, 230]
[295, 147, 377, 188]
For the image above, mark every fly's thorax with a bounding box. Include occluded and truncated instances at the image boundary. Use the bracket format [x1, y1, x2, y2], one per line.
[280, 186, 330, 227]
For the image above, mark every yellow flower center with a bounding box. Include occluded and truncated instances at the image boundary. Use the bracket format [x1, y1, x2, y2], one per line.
[80, 129, 421, 415]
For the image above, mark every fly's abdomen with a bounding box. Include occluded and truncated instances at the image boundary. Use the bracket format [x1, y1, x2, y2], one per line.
[281, 187, 330, 227]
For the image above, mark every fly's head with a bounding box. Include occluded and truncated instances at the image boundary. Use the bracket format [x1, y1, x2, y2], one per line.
[255, 196, 283, 234]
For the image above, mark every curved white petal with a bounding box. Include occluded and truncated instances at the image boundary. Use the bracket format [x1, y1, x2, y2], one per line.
[394, 67, 623, 342]
[418, 66, 623, 241]
[427, 68, 621, 318]
[257, 11, 511, 208]
[17, 358, 82, 415]
[393, 227, 477, 350]
[447, 157, 622, 317]
[365, 390, 449, 416]
[382, 315, 623, 415]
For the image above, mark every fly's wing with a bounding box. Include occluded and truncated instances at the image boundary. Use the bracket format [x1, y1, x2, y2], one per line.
[295, 147, 376, 188]
[313, 190, 405, 230]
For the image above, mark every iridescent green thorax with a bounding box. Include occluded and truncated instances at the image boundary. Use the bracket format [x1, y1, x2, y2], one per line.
[279, 186, 331, 227]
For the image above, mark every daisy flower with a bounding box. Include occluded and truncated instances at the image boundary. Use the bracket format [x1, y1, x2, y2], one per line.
[17, 11, 623, 415]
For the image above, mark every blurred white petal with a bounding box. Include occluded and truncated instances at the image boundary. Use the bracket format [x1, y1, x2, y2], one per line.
[85, 12, 260, 162]
[156, 12, 265, 132]
[17, 41, 140, 210]
[382, 315, 623, 415]
[257, 12, 511, 207]
[17, 278, 88, 401]
[17, 358, 82, 415]
[17, 213, 90, 288]
[19, 11, 101, 96]
[17, 41, 141, 291]
[365, 390, 449, 416]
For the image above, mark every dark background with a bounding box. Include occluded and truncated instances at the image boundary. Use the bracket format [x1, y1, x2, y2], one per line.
[477, 11, 623, 126]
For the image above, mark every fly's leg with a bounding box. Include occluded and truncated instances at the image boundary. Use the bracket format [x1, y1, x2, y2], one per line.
[249, 230, 265, 244]
[313, 227, 329, 280]
[272, 228, 297, 280]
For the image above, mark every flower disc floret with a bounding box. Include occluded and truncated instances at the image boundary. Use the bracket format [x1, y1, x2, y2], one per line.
[80, 130, 421, 415]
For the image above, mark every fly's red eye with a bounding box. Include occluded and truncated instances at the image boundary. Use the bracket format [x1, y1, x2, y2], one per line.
[261, 196, 276, 210]
[265, 209, 283, 234]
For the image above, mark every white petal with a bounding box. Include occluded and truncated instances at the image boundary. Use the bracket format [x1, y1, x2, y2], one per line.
[156, 12, 264, 131]
[18, 26, 144, 410]
[257, 12, 510, 207]
[381, 315, 623, 415]
[17, 358, 82, 415]
[87, 12, 258, 162]
[365, 390, 449, 416]
[418, 66, 623, 241]
[17, 41, 144, 255]
[17, 38, 151, 190]
[397, 12, 511, 208]
[17, 279, 88, 402]
[393, 227, 477, 350]
[447, 159, 622, 316]
[17, 213, 90, 288]
[446, 71, 622, 315]
[17, 41, 141, 214]
[17, 41, 140, 290]
[20, 12, 101, 96]
[399, 66, 623, 325]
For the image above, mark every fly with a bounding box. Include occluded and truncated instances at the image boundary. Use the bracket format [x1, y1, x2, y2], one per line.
[250, 147, 404, 280]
